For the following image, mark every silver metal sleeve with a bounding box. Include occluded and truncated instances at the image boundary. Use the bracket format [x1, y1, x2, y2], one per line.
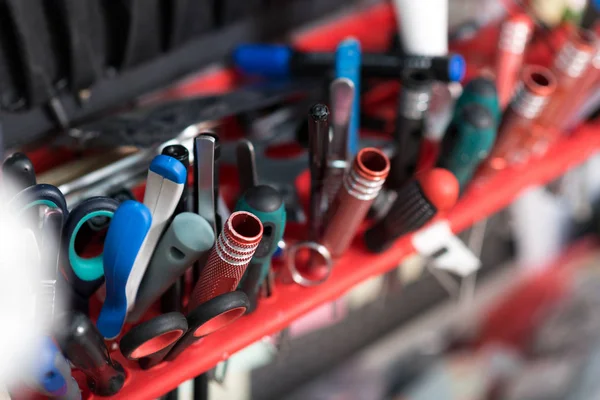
[555, 41, 594, 78]
[499, 21, 530, 54]
[510, 82, 549, 119]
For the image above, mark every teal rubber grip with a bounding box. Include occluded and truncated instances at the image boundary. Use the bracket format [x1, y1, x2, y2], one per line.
[439, 103, 497, 190]
[453, 77, 501, 126]
[235, 185, 286, 288]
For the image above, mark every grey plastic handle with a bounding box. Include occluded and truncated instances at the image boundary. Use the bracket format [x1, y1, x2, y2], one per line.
[127, 212, 215, 322]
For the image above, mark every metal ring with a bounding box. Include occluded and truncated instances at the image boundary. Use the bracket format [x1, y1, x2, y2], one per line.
[286, 241, 334, 287]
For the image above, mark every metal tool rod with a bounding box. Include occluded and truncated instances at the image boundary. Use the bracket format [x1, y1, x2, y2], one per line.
[307, 104, 330, 241]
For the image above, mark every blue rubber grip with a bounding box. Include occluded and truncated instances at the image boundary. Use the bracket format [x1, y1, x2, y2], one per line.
[97, 201, 152, 339]
[232, 44, 293, 77]
[38, 337, 68, 396]
[149, 155, 187, 184]
[335, 38, 361, 156]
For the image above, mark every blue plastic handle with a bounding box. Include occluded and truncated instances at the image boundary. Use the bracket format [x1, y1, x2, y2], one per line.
[335, 38, 362, 156]
[97, 201, 152, 339]
[232, 44, 293, 77]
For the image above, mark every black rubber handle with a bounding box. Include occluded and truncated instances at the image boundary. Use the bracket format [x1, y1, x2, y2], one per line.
[165, 291, 249, 362]
[1, 152, 36, 197]
[55, 312, 126, 396]
[120, 312, 188, 367]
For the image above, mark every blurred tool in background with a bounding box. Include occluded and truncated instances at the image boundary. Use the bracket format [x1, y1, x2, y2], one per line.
[581, 0, 600, 28]
[454, 77, 501, 126]
[534, 28, 597, 151]
[232, 45, 465, 83]
[563, 43, 600, 129]
[30, 337, 81, 400]
[392, 0, 449, 56]
[387, 70, 433, 190]
[484, 65, 557, 173]
[438, 103, 497, 191]
[335, 38, 361, 156]
[323, 78, 354, 211]
[496, 14, 534, 108]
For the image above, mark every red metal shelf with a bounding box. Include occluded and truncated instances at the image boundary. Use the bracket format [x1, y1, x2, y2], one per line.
[99, 121, 600, 400]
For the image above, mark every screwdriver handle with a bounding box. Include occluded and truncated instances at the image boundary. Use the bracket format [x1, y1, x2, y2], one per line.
[235, 185, 286, 303]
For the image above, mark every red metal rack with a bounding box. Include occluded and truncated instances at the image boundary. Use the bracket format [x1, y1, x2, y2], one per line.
[95, 119, 600, 400]
[22, 2, 600, 399]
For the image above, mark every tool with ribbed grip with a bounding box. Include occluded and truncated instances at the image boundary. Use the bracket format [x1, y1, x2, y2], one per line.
[321, 147, 390, 257]
[364, 168, 459, 253]
[189, 211, 263, 309]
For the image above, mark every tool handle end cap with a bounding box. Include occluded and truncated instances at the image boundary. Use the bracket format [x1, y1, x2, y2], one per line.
[418, 168, 459, 211]
[448, 54, 466, 82]
[149, 155, 187, 184]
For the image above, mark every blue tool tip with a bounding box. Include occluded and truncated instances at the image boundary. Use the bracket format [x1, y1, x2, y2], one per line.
[448, 54, 466, 82]
[232, 44, 293, 77]
[594, 0, 600, 10]
[149, 154, 187, 184]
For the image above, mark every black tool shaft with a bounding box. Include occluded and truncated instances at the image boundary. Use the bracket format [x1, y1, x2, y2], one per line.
[308, 104, 330, 241]
[161, 144, 190, 314]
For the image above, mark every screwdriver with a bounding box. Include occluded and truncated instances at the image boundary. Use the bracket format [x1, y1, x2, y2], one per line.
[235, 186, 285, 312]
[235, 140, 286, 313]
[233, 44, 465, 82]
[438, 103, 497, 191]
[365, 169, 459, 253]
[387, 69, 433, 190]
[453, 76, 501, 125]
